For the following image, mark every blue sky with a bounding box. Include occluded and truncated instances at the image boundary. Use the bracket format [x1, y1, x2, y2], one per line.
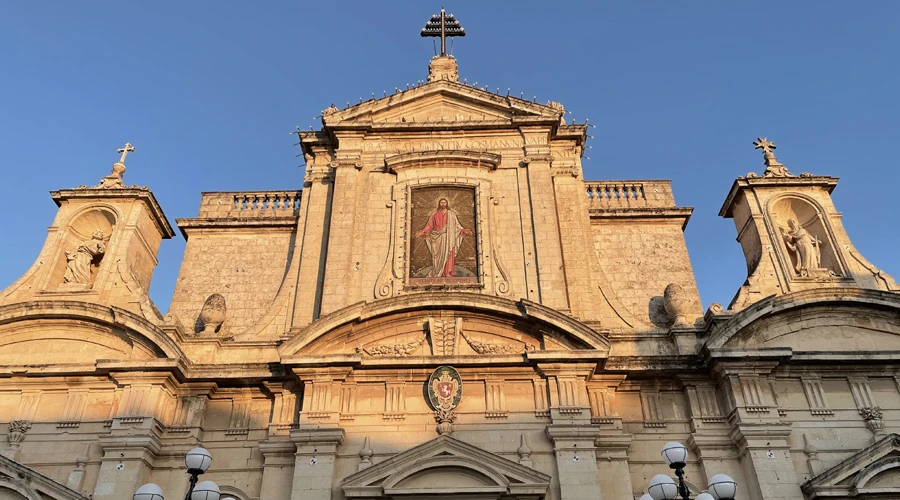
[1, 1, 897, 312]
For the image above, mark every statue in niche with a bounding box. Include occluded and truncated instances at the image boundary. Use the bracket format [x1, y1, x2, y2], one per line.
[782, 218, 822, 277]
[63, 230, 106, 285]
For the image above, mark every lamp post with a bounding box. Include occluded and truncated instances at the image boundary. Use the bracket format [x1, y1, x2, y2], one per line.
[644, 442, 737, 500]
[134, 447, 219, 500]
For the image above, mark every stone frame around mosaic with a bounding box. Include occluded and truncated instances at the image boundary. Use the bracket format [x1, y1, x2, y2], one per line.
[393, 176, 496, 294]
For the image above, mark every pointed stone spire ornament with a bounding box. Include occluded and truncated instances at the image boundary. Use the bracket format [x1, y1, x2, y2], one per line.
[752, 137, 793, 178]
[358, 436, 374, 471]
[517, 434, 533, 467]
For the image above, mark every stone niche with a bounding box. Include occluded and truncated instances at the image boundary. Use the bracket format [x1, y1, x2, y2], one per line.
[49, 208, 117, 290]
[768, 195, 842, 279]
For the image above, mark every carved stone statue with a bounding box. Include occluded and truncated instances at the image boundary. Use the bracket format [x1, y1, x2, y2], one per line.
[62, 230, 106, 285]
[782, 218, 821, 277]
[663, 283, 691, 327]
[199, 293, 227, 335]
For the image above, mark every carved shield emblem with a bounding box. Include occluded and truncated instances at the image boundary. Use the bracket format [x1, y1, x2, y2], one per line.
[427, 366, 462, 411]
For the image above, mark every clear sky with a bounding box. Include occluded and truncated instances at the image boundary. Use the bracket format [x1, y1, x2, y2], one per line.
[1, 1, 898, 313]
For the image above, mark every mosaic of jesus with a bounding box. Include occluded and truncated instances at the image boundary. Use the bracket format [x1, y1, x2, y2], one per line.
[410, 187, 478, 281]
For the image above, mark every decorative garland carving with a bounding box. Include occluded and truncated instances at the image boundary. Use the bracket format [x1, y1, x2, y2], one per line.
[461, 332, 532, 355]
[357, 334, 426, 357]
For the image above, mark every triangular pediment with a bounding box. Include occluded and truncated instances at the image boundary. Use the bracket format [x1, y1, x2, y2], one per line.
[802, 434, 900, 499]
[342, 435, 550, 500]
[0, 454, 88, 500]
[322, 80, 563, 130]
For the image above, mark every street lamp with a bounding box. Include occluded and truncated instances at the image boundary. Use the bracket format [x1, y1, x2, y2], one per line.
[134, 484, 164, 500]
[134, 447, 218, 500]
[644, 442, 737, 500]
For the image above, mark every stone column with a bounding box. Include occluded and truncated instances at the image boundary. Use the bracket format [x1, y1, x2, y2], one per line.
[289, 427, 345, 500]
[547, 425, 603, 500]
[259, 440, 297, 500]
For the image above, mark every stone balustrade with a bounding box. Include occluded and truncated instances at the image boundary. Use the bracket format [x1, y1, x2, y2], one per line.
[584, 180, 674, 209]
[197, 191, 302, 218]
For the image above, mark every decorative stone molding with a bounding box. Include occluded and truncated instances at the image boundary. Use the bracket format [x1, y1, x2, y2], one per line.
[860, 406, 885, 436]
[517, 434, 533, 467]
[663, 282, 692, 327]
[461, 331, 532, 354]
[522, 154, 555, 164]
[198, 293, 226, 335]
[358, 436, 374, 471]
[2, 420, 31, 461]
[357, 333, 426, 357]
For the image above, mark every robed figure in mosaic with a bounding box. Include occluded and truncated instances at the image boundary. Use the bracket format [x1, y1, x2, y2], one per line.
[415, 198, 474, 278]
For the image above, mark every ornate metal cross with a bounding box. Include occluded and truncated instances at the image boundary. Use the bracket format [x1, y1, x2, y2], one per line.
[117, 142, 135, 164]
[421, 8, 465, 56]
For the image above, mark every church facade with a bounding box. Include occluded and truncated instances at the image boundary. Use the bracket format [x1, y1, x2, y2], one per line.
[2, 24, 900, 500]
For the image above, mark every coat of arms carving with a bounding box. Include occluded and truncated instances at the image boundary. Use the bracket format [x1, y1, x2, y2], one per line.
[427, 365, 462, 435]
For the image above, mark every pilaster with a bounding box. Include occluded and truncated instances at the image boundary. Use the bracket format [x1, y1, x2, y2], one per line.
[546, 425, 603, 500]
[594, 432, 634, 500]
[292, 142, 336, 327]
[289, 427, 345, 500]
[729, 422, 802, 500]
[259, 440, 297, 500]
[320, 143, 364, 316]
[522, 136, 568, 310]
[92, 428, 161, 500]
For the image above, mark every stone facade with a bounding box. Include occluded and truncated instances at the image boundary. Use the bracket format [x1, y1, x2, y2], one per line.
[1, 48, 899, 500]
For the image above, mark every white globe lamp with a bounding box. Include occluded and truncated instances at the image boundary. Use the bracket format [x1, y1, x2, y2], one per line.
[133, 483, 164, 500]
[648, 474, 678, 500]
[185, 447, 213, 473]
[191, 480, 220, 500]
[708, 474, 737, 500]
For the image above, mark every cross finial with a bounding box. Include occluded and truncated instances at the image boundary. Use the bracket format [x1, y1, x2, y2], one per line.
[421, 8, 466, 57]
[117, 142, 135, 164]
[752, 136, 793, 177]
[753, 137, 776, 155]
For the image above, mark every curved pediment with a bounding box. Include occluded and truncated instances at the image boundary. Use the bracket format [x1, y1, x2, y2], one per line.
[342, 435, 550, 500]
[278, 293, 608, 360]
[706, 288, 900, 353]
[385, 150, 501, 174]
[0, 301, 184, 366]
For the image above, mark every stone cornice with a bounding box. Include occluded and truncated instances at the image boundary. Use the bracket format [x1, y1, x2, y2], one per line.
[719, 175, 839, 218]
[51, 187, 175, 239]
[384, 150, 501, 173]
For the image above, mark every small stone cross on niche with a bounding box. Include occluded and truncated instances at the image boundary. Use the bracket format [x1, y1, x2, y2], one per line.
[117, 142, 135, 164]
